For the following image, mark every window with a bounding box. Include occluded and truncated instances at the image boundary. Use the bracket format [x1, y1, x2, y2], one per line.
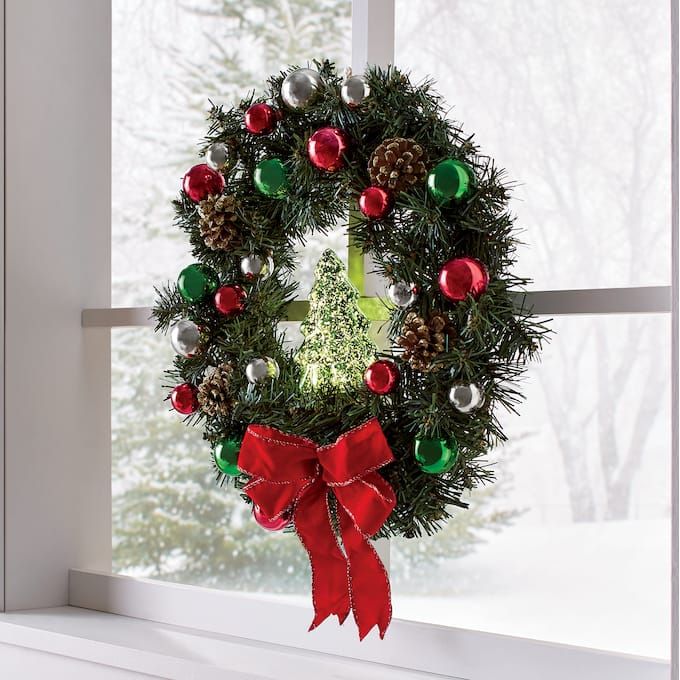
[75, 0, 675, 676]
[111, 0, 353, 595]
[389, 0, 672, 659]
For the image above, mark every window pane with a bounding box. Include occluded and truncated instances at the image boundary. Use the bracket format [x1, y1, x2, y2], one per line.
[112, 0, 352, 307]
[112, 327, 311, 592]
[391, 314, 671, 659]
[395, 1, 671, 290]
[112, 320, 387, 591]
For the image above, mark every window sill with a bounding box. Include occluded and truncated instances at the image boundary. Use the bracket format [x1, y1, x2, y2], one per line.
[0, 606, 444, 680]
[65, 570, 669, 680]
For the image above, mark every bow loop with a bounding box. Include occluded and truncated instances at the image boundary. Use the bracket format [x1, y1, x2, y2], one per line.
[239, 417, 396, 639]
[240, 424, 318, 482]
[244, 477, 310, 521]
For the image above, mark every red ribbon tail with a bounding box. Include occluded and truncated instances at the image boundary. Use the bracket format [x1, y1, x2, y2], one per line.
[295, 481, 351, 630]
[339, 507, 392, 640]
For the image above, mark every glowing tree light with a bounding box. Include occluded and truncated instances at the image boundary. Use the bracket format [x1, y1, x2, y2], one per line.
[295, 249, 377, 392]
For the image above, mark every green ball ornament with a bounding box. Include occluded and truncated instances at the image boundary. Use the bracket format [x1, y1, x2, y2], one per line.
[177, 264, 219, 303]
[427, 159, 474, 204]
[254, 158, 288, 198]
[415, 436, 459, 474]
[213, 437, 241, 476]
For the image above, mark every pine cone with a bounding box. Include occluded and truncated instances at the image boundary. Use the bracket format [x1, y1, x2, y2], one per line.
[368, 137, 427, 193]
[396, 311, 456, 372]
[197, 194, 242, 251]
[197, 363, 235, 417]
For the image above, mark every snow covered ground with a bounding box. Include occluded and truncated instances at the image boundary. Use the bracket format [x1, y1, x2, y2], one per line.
[391, 520, 669, 660]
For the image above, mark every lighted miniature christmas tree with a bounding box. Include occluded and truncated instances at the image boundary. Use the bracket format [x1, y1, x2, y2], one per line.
[295, 249, 377, 392]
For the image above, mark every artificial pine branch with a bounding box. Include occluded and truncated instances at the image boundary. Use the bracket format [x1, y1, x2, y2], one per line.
[153, 61, 550, 538]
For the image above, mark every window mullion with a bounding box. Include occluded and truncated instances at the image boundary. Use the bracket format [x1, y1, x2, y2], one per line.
[349, 0, 396, 298]
[81, 286, 674, 328]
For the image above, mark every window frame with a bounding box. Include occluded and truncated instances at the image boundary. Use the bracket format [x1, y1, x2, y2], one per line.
[0, 0, 675, 678]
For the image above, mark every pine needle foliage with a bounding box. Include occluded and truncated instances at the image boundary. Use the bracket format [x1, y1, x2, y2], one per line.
[153, 61, 549, 539]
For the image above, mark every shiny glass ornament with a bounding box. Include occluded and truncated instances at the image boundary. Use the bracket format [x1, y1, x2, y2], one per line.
[358, 186, 393, 219]
[205, 143, 231, 171]
[246, 356, 280, 384]
[438, 257, 489, 302]
[177, 263, 219, 303]
[170, 319, 201, 357]
[240, 254, 273, 280]
[214, 284, 247, 317]
[213, 437, 241, 476]
[427, 159, 474, 204]
[387, 281, 417, 308]
[253, 504, 290, 531]
[253, 158, 288, 198]
[182, 163, 225, 202]
[415, 437, 459, 474]
[244, 103, 279, 135]
[280, 68, 322, 109]
[449, 382, 485, 413]
[364, 359, 399, 395]
[170, 383, 198, 415]
[341, 74, 370, 107]
[307, 127, 349, 172]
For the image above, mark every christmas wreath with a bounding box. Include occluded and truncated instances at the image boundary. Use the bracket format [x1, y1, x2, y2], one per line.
[153, 61, 547, 639]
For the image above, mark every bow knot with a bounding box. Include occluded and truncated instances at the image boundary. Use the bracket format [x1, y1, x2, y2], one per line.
[239, 417, 396, 639]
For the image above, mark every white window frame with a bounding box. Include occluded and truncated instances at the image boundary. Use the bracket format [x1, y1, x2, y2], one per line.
[0, 0, 676, 678]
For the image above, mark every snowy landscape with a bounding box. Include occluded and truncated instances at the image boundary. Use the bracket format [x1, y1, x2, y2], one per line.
[112, 0, 672, 661]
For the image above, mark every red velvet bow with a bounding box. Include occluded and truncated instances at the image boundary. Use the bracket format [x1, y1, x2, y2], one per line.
[239, 417, 396, 639]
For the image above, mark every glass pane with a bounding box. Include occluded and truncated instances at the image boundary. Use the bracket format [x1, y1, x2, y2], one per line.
[395, 1, 671, 290]
[112, 0, 352, 307]
[112, 327, 311, 592]
[112, 321, 387, 591]
[391, 314, 671, 659]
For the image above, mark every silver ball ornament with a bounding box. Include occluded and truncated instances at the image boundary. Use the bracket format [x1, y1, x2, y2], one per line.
[387, 281, 417, 308]
[170, 319, 201, 358]
[341, 74, 370, 107]
[246, 357, 280, 384]
[449, 382, 485, 413]
[281, 68, 322, 109]
[240, 254, 274, 280]
[205, 142, 231, 171]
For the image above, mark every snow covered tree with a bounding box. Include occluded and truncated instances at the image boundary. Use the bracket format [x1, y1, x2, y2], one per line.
[295, 249, 377, 393]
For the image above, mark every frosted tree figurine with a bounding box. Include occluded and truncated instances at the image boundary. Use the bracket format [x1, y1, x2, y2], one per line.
[295, 249, 377, 392]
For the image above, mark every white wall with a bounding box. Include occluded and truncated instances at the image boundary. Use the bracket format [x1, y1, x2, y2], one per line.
[3, 0, 112, 610]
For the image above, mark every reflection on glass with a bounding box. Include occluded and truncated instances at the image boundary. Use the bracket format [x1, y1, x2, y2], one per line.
[395, 0, 670, 289]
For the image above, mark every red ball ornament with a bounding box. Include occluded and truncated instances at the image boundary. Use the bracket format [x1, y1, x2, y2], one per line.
[307, 127, 349, 172]
[364, 359, 400, 395]
[170, 383, 198, 415]
[245, 103, 279, 135]
[214, 284, 247, 317]
[359, 186, 393, 220]
[438, 257, 489, 302]
[182, 163, 225, 202]
[253, 504, 290, 531]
